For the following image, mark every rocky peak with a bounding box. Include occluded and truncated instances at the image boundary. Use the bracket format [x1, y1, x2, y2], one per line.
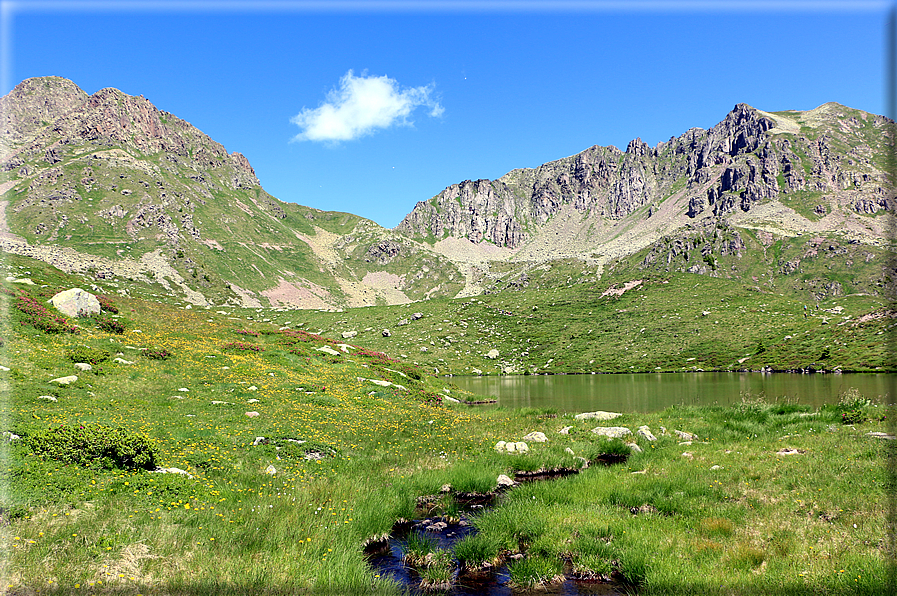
[1, 76, 88, 152]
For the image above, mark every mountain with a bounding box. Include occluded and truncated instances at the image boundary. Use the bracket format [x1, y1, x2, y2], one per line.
[0, 76, 464, 308]
[1, 76, 894, 309]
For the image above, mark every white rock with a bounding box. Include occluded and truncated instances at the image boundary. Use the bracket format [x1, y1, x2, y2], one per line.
[575, 411, 622, 421]
[50, 375, 78, 385]
[211, 401, 232, 405]
[629, 443, 643, 454]
[316, 345, 340, 356]
[443, 396, 460, 403]
[341, 331, 358, 339]
[514, 441, 529, 453]
[113, 357, 135, 365]
[252, 437, 267, 446]
[495, 441, 507, 452]
[505, 441, 516, 453]
[265, 465, 277, 475]
[153, 467, 193, 478]
[564, 447, 575, 455]
[485, 349, 499, 359]
[591, 426, 632, 439]
[38, 395, 58, 402]
[2, 431, 21, 441]
[637, 426, 658, 442]
[247, 385, 258, 391]
[0, 365, 9, 371]
[247, 398, 260, 403]
[558, 426, 573, 435]
[522, 431, 548, 443]
[73, 363, 93, 371]
[674, 430, 698, 441]
[178, 387, 190, 392]
[496, 474, 516, 487]
[48, 288, 100, 318]
[245, 411, 260, 418]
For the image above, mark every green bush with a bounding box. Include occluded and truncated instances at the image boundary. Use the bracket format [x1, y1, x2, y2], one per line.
[144, 348, 172, 360]
[67, 345, 111, 366]
[24, 424, 158, 471]
[93, 314, 125, 334]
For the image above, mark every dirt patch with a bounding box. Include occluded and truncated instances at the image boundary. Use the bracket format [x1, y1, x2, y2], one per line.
[601, 279, 643, 298]
[261, 278, 334, 310]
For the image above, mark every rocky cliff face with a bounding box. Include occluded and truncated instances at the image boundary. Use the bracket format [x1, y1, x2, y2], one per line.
[397, 103, 894, 249]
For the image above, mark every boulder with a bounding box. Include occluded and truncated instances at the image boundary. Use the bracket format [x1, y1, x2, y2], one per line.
[514, 441, 529, 453]
[73, 363, 93, 372]
[411, 312, 423, 320]
[316, 345, 340, 356]
[496, 474, 516, 487]
[38, 395, 58, 402]
[522, 431, 548, 443]
[576, 411, 622, 422]
[382, 329, 391, 337]
[591, 426, 632, 439]
[50, 375, 78, 385]
[494, 441, 507, 452]
[341, 331, 358, 339]
[485, 349, 499, 359]
[674, 430, 698, 441]
[48, 288, 100, 318]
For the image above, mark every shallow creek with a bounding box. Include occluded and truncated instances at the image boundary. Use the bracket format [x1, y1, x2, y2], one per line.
[365, 465, 632, 595]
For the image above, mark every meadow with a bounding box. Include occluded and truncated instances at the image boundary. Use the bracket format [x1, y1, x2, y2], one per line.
[2, 255, 894, 595]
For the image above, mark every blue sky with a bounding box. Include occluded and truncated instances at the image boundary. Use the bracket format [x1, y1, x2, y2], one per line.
[2, 1, 892, 228]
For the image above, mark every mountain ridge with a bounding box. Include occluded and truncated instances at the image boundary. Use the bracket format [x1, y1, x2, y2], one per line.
[1, 76, 894, 310]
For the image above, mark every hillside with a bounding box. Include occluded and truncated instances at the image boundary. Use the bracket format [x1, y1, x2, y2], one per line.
[1, 77, 894, 315]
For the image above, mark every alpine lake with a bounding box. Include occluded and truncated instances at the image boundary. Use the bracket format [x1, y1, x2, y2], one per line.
[451, 371, 896, 412]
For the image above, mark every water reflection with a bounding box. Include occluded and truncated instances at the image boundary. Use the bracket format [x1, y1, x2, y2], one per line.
[452, 372, 896, 413]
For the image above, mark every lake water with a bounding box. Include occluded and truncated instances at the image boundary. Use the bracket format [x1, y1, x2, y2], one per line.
[450, 372, 896, 413]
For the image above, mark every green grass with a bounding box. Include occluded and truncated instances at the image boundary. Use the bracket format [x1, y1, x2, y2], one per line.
[2, 255, 893, 595]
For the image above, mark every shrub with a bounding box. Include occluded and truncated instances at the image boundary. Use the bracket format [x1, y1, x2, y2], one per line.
[144, 348, 172, 360]
[14, 293, 78, 334]
[96, 294, 119, 314]
[234, 329, 260, 337]
[221, 341, 264, 352]
[842, 409, 867, 425]
[93, 314, 125, 334]
[24, 424, 158, 471]
[67, 345, 111, 366]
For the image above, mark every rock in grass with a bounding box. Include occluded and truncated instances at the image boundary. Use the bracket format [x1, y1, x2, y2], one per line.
[252, 436, 268, 445]
[495, 440, 507, 452]
[522, 431, 548, 443]
[496, 474, 516, 487]
[629, 443, 643, 454]
[113, 357, 135, 365]
[341, 331, 357, 339]
[73, 362, 93, 371]
[591, 426, 631, 439]
[38, 395, 58, 402]
[3, 431, 21, 441]
[485, 349, 499, 359]
[675, 429, 698, 441]
[48, 288, 100, 318]
[558, 426, 573, 434]
[50, 375, 78, 385]
[514, 441, 529, 453]
[637, 426, 658, 442]
[265, 465, 277, 475]
[245, 411, 260, 418]
[576, 411, 622, 421]
[153, 467, 193, 478]
[316, 345, 340, 356]
[867, 432, 896, 440]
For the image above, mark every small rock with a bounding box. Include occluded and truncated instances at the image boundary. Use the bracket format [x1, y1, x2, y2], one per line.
[776, 448, 806, 455]
[317, 345, 340, 356]
[514, 441, 529, 453]
[3, 431, 21, 442]
[485, 349, 499, 359]
[564, 447, 575, 455]
[245, 411, 260, 418]
[382, 329, 391, 337]
[496, 474, 516, 487]
[247, 385, 258, 391]
[637, 426, 658, 442]
[50, 375, 78, 385]
[247, 398, 260, 403]
[472, 368, 483, 375]
[576, 411, 622, 421]
[867, 432, 896, 440]
[153, 467, 193, 478]
[178, 388, 189, 392]
[440, 484, 452, 493]
[265, 465, 277, 475]
[682, 452, 694, 459]
[252, 437, 268, 446]
[674, 430, 698, 441]
[629, 443, 643, 454]
[0, 365, 9, 371]
[522, 431, 547, 443]
[411, 312, 423, 320]
[495, 441, 507, 452]
[38, 395, 58, 402]
[211, 401, 232, 405]
[73, 363, 93, 371]
[591, 426, 632, 439]
[113, 357, 135, 365]
[710, 465, 721, 470]
[558, 426, 573, 434]
[341, 331, 358, 339]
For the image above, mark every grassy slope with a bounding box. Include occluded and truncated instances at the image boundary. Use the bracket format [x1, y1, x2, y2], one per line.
[2, 255, 894, 595]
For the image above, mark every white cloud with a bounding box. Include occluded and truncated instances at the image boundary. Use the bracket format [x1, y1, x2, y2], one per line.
[291, 70, 443, 143]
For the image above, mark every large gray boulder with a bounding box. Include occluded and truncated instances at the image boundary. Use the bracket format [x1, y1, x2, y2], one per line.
[48, 288, 100, 318]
